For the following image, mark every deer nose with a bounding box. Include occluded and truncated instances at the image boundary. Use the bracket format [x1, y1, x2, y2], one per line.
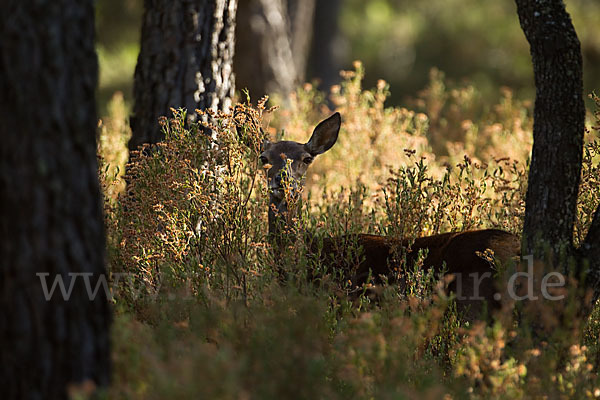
[268, 176, 284, 198]
[269, 187, 284, 199]
[269, 175, 282, 188]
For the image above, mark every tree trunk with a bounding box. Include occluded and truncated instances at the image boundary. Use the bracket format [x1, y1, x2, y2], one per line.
[308, 0, 344, 91]
[235, 0, 315, 100]
[130, 0, 237, 150]
[287, 0, 316, 85]
[581, 207, 600, 296]
[0, 1, 111, 398]
[516, 0, 585, 263]
[516, 0, 600, 302]
[235, 0, 296, 100]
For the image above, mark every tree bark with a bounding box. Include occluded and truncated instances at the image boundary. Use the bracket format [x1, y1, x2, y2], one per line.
[235, 0, 315, 100]
[0, 0, 111, 398]
[287, 0, 316, 85]
[516, 0, 585, 262]
[308, 0, 343, 91]
[235, 0, 296, 100]
[581, 207, 600, 294]
[130, 0, 237, 150]
[516, 0, 600, 302]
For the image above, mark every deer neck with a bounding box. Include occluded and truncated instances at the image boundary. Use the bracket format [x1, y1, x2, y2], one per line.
[268, 194, 295, 242]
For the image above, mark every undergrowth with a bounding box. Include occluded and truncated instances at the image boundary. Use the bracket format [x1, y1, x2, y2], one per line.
[99, 65, 600, 399]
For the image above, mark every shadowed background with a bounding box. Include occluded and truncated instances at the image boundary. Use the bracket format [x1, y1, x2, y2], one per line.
[96, 0, 600, 116]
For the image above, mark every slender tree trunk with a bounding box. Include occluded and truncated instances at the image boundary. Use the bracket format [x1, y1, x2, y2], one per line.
[0, 1, 111, 398]
[516, 0, 600, 302]
[287, 0, 316, 84]
[581, 207, 600, 296]
[309, 0, 344, 91]
[235, 0, 315, 100]
[130, 0, 237, 150]
[235, 0, 296, 100]
[516, 0, 585, 263]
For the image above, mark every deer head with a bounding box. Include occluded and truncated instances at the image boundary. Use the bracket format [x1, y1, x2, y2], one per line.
[260, 112, 341, 238]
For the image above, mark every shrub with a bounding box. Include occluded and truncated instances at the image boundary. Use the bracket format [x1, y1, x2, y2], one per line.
[98, 65, 600, 399]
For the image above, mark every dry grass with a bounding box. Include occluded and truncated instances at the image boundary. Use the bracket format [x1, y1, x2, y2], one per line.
[97, 65, 600, 399]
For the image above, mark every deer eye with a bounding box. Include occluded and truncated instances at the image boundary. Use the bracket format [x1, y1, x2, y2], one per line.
[303, 156, 314, 164]
[259, 156, 269, 165]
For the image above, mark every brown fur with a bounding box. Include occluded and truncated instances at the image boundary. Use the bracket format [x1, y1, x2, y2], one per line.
[313, 229, 520, 318]
[262, 113, 521, 319]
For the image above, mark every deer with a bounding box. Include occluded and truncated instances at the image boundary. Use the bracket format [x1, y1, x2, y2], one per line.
[259, 112, 521, 319]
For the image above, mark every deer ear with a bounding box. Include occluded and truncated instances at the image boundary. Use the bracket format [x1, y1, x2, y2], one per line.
[304, 112, 340, 156]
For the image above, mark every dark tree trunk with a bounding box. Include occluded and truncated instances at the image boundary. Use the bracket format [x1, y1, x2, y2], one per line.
[235, 0, 315, 100]
[287, 0, 316, 84]
[516, 0, 600, 301]
[130, 0, 237, 150]
[516, 0, 585, 262]
[235, 0, 296, 100]
[308, 0, 343, 91]
[0, 0, 111, 398]
[581, 207, 600, 295]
